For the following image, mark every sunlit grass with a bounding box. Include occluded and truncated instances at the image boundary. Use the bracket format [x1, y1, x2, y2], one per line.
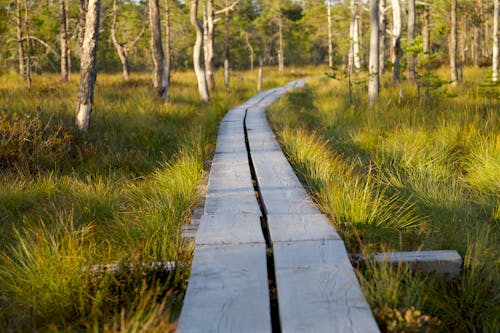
[0, 67, 319, 330]
[267, 66, 499, 331]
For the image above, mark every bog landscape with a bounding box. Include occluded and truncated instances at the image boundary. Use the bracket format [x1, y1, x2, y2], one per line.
[0, 0, 498, 332]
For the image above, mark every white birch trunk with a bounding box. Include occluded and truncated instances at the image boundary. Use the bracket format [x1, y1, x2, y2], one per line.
[111, 0, 129, 81]
[23, 0, 32, 88]
[278, 13, 285, 74]
[204, 0, 215, 90]
[379, 0, 386, 76]
[369, 0, 380, 105]
[407, 0, 416, 82]
[353, 3, 361, 70]
[258, 56, 263, 91]
[244, 32, 254, 71]
[75, 0, 101, 132]
[191, 0, 210, 102]
[15, 0, 25, 79]
[422, 1, 430, 53]
[493, 0, 499, 82]
[391, 0, 402, 82]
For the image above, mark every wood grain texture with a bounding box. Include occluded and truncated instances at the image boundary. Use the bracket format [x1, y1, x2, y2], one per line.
[267, 214, 340, 242]
[196, 214, 264, 246]
[371, 250, 462, 276]
[177, 244, 272, 333]
[273, 240, 379, 333]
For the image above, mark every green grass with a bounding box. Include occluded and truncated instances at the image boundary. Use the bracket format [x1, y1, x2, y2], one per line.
[267, 67, 499, 332]
[0, 67, 316, 331]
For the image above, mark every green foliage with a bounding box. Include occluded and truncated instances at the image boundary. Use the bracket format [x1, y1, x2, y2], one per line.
[267, 68, 500, 331]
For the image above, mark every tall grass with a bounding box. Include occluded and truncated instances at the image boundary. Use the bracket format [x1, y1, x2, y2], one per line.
[0, 68, 315, 330]
[267, 67, 499, 331]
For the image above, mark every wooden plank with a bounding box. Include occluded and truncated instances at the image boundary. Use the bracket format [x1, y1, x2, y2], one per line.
[177, 244, 272, 333]
[251, 150, 303, 189]
[368, 250, 463, 277]
[259, 188, 319, 215]
[196, 214, 264, 246]
[273, 240, 379, 333]
[204, 190, 260, 215]
[267, 214, 340, 242]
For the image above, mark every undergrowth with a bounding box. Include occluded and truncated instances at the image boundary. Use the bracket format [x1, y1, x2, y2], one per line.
[0, 68, 312, 331]
[267, 67, 499, 332]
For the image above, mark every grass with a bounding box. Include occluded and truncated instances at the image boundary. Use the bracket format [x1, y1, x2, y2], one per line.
[267, 67, 499, 332]
[0, 67, 316, 331]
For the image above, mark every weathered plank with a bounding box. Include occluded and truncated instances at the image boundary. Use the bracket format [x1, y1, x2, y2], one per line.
[250, 150, 304, 189]
[177, 244, 271, 333]
[204, 190, 260, 215]
[273, 240, 379, 333]
[259, 188, 318, 215]
[267, 214, 340, 242]
[196, 214, 264, 246]
[368, 250, 463, 277]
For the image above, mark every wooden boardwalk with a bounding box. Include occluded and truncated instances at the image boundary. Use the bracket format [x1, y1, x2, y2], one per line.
[177, 80, 380, 333]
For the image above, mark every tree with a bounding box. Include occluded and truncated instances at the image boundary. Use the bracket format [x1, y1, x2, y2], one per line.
[204, 0, 215, 90]
[450, 0, 458, 86]
[190, 0, 210, 102]
[349, 0, 361, 71]
[224, 0, 231, 85]
[165, 0, 171, 87]
[493, 0, 499, 82]
[60, 0, 69, 82]
[75, 0, 101, 132]
[422, 1, 430, 53]
[149, 0, 168, 100]
[369, 0, 380, 105]
[391, 0, 402, 82]
[15, 0, 25, 80]
[111, 0, 145, 82]
[379, 0, 386, 76]
[407, 0, 416, 82]
[23, 0, 32, 88]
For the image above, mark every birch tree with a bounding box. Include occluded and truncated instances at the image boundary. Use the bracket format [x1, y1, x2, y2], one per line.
[190, 0, 210, 102]
[224, 0, 231, 85]
[75, 0, 101, 132]
[391, 0, 402, 82]
[493, 0, 499, 82]
[450, 0, 458, 86]
[165, 0, 171, 87]
[379, 0, 386, 76]
[15, 0, 25, 80]
[204, 0, 215, 90]
[369, 0, 380, 105]
[60, 0, 69, 82]
[407, 0, 416, 82]
[349, 0, 361, 71]
[23, 0, 32, 88]
[422, 1, 430, 53]
[473, 0, 483, 67]
[111, 0, 145, 82]
[149, 0, 168, 100]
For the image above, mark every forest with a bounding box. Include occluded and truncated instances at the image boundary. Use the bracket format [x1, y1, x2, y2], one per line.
[0, 0, 499, 332]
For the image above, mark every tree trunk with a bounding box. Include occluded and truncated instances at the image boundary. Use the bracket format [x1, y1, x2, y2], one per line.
[493, 0, 499, 82]
[60, 0, 69, 82]
[224, 0, 230, 86]
[190, 0, 210, 102]
[149, 0, 168, 100]
[278, 13, 285, 74]
[23, 0, 32, 89]
[165, 0, 171, 86]
[379, 0, 386, 76]
[391, 0, 402, 82]
[407, 0, 416, 82]
[258, 56, 263, 91]
[369, 0, 380, 105]
[244, 32, 254, 71]
[15, 0, 25, 79]
[66, 0, 71, 75]
[349, 0, 361, 71]
[111, 0, 130, 81]
[460, 15, 467, 64]
[204, 0, 215, 90]
[473, 0, 483, 67]
[327, 0, 333, 68]
[450, 0, 458, 86]
[78, 0, 87, 48]
[75, 0, 101, 132]
[422, 1, 430, 53]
